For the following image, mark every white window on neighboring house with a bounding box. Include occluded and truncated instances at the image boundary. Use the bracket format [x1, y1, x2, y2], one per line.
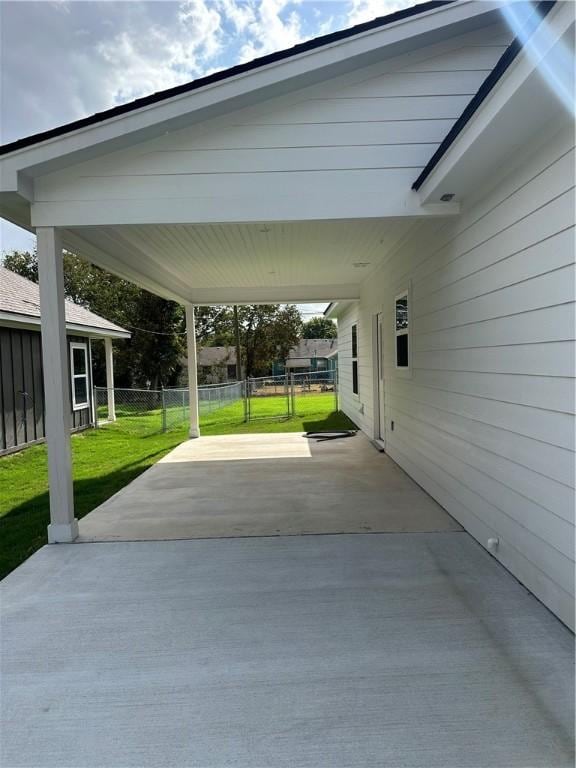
[70, 342, 89, 410]
[395, 291, 410, 369]
[352, 323, 359, 395]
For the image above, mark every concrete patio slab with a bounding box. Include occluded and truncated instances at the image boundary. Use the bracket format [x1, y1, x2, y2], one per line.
[1, 532, 573, 767]
[79, 432, 462, 541]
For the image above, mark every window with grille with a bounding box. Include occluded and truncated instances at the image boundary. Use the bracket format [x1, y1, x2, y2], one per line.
[70, 342, 89, 409]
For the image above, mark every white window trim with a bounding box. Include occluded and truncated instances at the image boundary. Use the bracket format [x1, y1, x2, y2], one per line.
[351, 322, 359, 398]
[394, 287, 411, 374]
[70, 341, 89, 410]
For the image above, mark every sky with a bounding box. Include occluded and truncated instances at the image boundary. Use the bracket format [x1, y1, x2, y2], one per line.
[0, 0, 422, 316]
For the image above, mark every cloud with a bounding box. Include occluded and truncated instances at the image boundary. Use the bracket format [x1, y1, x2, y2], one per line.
[347, 0, 427, 27]
[237, 0, 304, 63]
[0, 0, 420, 254]
[0, 0, 421, 145]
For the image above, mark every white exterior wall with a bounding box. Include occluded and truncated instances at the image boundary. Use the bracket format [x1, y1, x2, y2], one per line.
[32, 23, 511, 227]
[337, 123, 575, 628]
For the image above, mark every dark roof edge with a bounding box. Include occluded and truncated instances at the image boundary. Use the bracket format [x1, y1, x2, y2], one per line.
[412, 0, 556, 191]
[323, 303, 335, 316]
[0, 309, 130, 336]
[0, 2, 453, 157]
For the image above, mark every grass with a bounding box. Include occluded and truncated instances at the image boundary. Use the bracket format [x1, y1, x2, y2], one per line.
[0, 393, 355, 580]
[201, 392, 356, 434]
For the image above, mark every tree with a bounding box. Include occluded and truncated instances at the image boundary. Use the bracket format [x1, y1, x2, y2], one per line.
[238, 304, 302, 377]
[302, 316, 337, 339]
[193, 306, 234, 346]
[2, 250, 185, 388]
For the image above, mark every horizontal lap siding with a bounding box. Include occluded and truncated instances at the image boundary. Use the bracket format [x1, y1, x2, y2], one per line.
[34, 23, 511, 220]
[346, 123, 575, 628]
[335, 305, 373, 435]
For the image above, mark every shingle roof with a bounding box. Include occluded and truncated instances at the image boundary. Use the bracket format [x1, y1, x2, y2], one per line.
[0, 267, 130, 337]
[287, 338, 337, 360]
[197, 339, 337, 367]
[197, 346, 237, 366]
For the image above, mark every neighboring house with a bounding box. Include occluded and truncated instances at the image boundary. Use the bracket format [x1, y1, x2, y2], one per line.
[272, 338, 338, 376]
[0, 0, 573, 626]
[197, 346, 238, 383]
[0, 267, 129, 454]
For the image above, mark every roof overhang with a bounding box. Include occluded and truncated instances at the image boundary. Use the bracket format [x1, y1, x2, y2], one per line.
[324, 301, 356, 319]
[0, 311, 131, 339]
[0, 0, 507, 205]
[414, 1, 574, 204]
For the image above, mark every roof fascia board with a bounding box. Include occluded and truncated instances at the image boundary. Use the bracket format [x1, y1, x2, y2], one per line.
[0, 1, 504, 191]
[0, 311, 130, 338]
[415, 0, 568, 201]
[325, 300, 356, 319]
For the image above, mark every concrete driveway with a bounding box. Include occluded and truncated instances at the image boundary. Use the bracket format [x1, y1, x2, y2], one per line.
[79, 432, 462, 541]
[2, 532, 573, 767]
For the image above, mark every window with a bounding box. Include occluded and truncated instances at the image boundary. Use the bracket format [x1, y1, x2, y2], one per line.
[351, 323, 359, 395]
[395, 292, 409, 369]
[70, 342, 89, 410]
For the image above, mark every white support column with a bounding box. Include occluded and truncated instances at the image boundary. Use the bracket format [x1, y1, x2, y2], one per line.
[104, 337, 116, 422]
[185, 304, 200, 438]
[37, 227, 79, 543]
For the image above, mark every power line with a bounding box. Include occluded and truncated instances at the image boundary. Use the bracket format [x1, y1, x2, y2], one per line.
[122, 323, 187, 336]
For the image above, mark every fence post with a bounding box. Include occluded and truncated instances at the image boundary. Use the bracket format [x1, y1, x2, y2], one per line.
[243, 379, 249, 423]
[93, 387, 99, 429]
[290, 373, 295, 418]
[161, 388, 167, 432]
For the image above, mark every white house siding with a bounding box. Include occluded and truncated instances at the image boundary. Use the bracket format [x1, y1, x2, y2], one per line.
[33, 22, 512, 226]
[337, 122, 575, 628]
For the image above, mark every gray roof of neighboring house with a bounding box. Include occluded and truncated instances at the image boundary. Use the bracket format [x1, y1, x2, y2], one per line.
[197, 346, 237, 366]
[0, 267, 130, 338]
[196, 339, 337, 367]
[287, 338, 337, 360]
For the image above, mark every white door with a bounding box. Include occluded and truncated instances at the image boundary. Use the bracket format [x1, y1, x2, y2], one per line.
[375, 313, 386, 444]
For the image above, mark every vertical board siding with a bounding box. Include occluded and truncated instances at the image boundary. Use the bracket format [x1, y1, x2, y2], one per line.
[337, 122, 575, 628]
[0, 328, 93, 454]
[0, 329, 16, 451]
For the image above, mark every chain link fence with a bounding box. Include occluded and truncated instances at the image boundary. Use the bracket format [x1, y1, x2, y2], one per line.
[246, 375, 291, 421]
[94, 387, 164, 434]
[290, 370, 338, 416]
[94, 368, 338, 434]
[94, 381, 247, 434]
[199, 381, 246, 416]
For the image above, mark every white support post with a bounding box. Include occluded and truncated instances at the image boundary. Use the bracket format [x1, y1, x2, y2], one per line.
[185, 304, 200, 438]
[104, 337, 116, 422]
[37, 227, 79, 543]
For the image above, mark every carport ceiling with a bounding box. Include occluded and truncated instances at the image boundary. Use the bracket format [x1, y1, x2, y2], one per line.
[63, 217, 421, 304]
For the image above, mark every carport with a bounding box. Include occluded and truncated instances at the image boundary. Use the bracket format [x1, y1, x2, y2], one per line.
[0, 2, 574, 765]
[0, 0, 478, 543]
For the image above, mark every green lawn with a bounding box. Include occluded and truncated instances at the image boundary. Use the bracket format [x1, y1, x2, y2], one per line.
[0, 393, 355, 580]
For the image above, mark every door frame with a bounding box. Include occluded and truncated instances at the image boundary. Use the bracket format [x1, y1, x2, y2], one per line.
[372, 312, 386, 447]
